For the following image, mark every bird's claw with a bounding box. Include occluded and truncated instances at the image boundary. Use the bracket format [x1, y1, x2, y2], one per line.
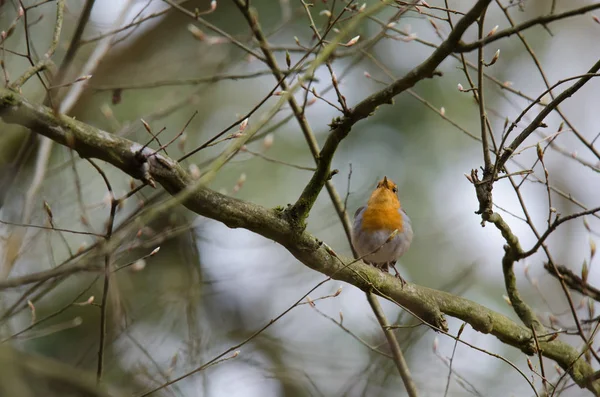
[389, 263, 406, 288]
[394, 273, 407, 289]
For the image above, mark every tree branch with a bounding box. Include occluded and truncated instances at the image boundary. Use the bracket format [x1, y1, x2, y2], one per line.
[455, 3, 600, 53]
[544, 263, 600, 303]
[1, 88, 599, 393]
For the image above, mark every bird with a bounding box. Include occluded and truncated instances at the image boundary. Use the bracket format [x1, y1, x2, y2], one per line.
[352, 176, 413, 285]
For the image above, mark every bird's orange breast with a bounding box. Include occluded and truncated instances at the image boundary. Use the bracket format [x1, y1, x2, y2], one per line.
[361, 205, 404, 232]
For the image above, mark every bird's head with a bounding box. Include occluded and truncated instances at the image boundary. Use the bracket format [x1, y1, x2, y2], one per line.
[368, 176, 400, 207]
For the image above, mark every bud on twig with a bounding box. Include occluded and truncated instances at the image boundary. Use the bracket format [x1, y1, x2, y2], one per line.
[140, 119, 152, 134]
[457, 322, 466, 338]
[485, 49, 500, 66]
[232, 173, 247, 193]
[487, 25, 499, 37]
[584, 217, 591, 232]
[582, 260, 589, 283]
[188, 24, 205, 40]
[132, 259, 146, 271]
[239, 118, 248, 132]
[263, 134, 274, 150]
[345, 36, 360, 47]
[27, 300, 36, 324]
[178, 133, 187, 152]
[74, 74, 93, 83]
[536, 143, 544, 162]
[43, 201, 53, 221]
[428, 18, 439, 32]
[189, 164, 201, 180]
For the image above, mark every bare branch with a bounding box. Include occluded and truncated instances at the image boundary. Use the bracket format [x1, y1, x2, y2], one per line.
[456, 3, 600, 52]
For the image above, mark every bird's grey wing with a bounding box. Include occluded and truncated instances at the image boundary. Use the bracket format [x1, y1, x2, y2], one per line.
[399, 208, 411, 225]
[354, 206, 366, 219]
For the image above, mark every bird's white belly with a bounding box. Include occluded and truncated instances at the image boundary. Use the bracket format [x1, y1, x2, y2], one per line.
[352, 226, 412, 264]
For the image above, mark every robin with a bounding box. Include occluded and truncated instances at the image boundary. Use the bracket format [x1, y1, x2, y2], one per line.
[352, 176, 413, 284]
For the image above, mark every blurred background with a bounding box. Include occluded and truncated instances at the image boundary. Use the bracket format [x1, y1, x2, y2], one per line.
[0, 0, 599, 396]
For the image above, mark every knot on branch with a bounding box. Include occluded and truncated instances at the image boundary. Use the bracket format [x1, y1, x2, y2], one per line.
[521, 335, 537, 356]
[133, 144, 179, 189]
[467, 312, 494, 334]
[327, 116, 344, 130]
[468, 168, 493, 220]
[281, 203, 307, 233]
[429, 69, 443, 78]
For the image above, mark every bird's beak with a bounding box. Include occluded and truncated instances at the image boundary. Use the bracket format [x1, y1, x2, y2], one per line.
[383, 176, 388, 185]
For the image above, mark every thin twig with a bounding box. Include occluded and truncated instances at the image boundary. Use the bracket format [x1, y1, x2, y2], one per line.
[477, 5, 492, 172]
[87, 159, 117, 383]
[531, 325, 550, 394]
[367, 292, 419, 397]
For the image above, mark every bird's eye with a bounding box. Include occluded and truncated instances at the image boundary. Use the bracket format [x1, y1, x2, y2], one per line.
[392, 187, 398, 193]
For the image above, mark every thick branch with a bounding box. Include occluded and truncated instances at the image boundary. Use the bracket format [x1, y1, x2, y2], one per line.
[0, 89, 153, 183]
[0, 89, 599, 393]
